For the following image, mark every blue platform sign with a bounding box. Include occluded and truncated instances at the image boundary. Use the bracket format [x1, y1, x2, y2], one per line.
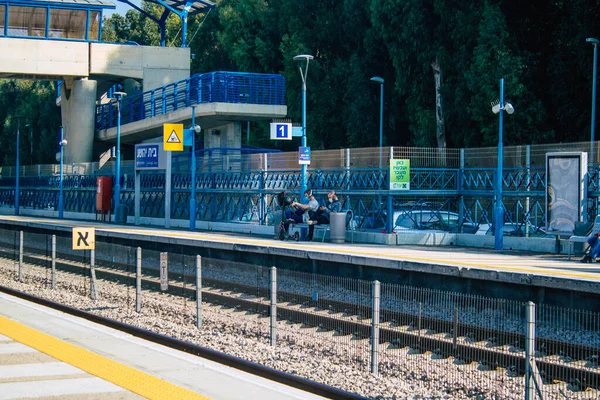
[270, 122, 292, 140]
[299, 146, 311, 165]
[135, 143, 165, 170]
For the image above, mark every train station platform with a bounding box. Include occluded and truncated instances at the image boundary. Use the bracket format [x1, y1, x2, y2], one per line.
[0, 214, 598, 299]
[0, 291, 325, 400]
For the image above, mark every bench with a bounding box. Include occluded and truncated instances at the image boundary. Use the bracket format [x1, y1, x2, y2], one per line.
[567, 215, 600, 260]
[289, 210, 354, 243]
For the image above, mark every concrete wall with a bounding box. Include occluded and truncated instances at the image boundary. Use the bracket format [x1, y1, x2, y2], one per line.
[203, 122, 242, 149]
[89, 43, 190, 90]
[0, 38, 88, 78]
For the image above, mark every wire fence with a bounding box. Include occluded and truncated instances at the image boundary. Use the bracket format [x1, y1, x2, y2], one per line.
[0, 227, 598, 399]
[2, 140, 599, 178]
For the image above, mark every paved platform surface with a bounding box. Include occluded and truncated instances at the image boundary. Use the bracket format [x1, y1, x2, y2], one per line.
[0, 215, 599, 294]
[0, 292, 325, 400]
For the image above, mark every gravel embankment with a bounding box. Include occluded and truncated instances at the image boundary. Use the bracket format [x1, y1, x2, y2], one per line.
[0, 259, 586, 400]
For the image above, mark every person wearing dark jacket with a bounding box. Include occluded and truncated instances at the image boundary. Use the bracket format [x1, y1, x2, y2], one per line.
[306, 190, 342, 240]
[581, 231, 600, 262]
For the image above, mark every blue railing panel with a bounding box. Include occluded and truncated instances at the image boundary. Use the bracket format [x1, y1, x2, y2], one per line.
[0, 166, 595, 231]
[95, 71, 286, 130]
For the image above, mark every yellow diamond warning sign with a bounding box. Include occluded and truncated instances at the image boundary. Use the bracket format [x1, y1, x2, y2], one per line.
[163, 124, 183, 151]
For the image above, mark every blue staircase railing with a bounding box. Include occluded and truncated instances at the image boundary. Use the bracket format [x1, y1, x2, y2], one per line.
[95, 71, 286, 130]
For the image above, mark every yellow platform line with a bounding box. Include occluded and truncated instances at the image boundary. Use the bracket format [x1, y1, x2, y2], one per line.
[3, 216, 600, 281]
[0, 315, 210, 400]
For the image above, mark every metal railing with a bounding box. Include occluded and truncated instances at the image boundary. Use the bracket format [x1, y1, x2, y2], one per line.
[1, 143, 598, 235]
[94, 71, 286, 130]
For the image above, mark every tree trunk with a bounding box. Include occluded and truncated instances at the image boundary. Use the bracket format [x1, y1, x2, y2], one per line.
[431, 58, 447, 149]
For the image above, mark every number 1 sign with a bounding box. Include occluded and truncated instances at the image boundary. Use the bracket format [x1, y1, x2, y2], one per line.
[270, 122, 292, 140]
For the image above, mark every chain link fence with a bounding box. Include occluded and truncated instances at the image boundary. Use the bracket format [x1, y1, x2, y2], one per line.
[0, 227, 598, 399]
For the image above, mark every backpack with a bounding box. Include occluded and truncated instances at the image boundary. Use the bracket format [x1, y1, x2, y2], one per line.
[276, 191, 293, 207]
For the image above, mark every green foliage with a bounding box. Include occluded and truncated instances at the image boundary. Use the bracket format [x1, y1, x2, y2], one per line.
[1, 0, 598, 165]
[0, 80, 61, 165]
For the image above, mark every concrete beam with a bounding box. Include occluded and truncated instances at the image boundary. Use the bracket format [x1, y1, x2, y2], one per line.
[0, 38, 88, 79]
[0, 39, 190, 87]
[89, 43, 190, 87]
[96, 103, 288, 144]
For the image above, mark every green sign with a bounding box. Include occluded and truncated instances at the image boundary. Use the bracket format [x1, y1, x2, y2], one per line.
[390, 159, 410, 190]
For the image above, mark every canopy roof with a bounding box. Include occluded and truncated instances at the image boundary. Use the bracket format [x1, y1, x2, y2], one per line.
[2, 0, 115, 9]
[144, 0, 214, 16]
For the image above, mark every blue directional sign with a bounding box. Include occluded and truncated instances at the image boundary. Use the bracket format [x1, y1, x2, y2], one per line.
[270, 122, 292, 140]
[135, 143, 165, 170]
[299, 146, 311, 165]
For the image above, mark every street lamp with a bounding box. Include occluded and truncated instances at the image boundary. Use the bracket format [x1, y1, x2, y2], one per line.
[25, 123, 33, 165]
[58, 127, 67, 219]
[491, 78, 515, 250]
[293, 54, 313, 200]
[587, 37, 599, 166]
[14, 116, 20, 216]
[110, 91, 127, 223]
[189, 106, 200, 230]
[370, 76, 384, 170]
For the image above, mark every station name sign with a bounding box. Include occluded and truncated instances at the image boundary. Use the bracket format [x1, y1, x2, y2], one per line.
[135, 143, 166, 170]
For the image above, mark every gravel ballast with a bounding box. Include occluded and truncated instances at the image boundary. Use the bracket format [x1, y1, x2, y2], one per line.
[0, 258, 594, 400]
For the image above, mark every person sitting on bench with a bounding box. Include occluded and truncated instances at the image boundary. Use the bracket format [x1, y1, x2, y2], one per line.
[306, 190, 342, 241]
[581, 231, 600, 263]
[284, 189, 319, 237]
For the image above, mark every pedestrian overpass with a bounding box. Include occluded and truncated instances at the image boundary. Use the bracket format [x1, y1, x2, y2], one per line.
[0, 0, 287, 164]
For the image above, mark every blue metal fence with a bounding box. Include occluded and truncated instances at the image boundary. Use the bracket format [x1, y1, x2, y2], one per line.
[0, 165, 555, 234]
[95, 71, 286, 130]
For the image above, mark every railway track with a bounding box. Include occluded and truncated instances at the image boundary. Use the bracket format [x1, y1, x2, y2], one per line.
[3, 245, 600, 393]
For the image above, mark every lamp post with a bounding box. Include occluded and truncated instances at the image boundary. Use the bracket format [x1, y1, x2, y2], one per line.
[587, 38, 599, 166]
[293, 54, 314, 200]
[15, 117, 20, 216]
[111, 91, 127, 222]
[58, 127, 67, 219]
[370, 77, 384, 170]
[492, 78, 515, 250]
[189, 106, 200, 231]
[25, 123, 33, 165]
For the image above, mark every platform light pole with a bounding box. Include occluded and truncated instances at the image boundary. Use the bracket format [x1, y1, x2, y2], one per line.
[587, 38, 599, 166]
[111, 91, 127, 222]
[189, 106, 201, 231]
[58, 127, 67, 219]
[492, 78, 515, 250]
[25, 123, 33, 165]
[14, 116, 20, 216]
[370, 77, 384, 170]
[293, 54, 313, 200]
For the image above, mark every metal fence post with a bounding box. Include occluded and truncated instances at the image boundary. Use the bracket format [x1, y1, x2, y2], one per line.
[51, 234, 56, 289]
[525, 301, 545, 400]
[270, 266, 277, 346]
[525, 145, 531, 236]
[136, 247, 142, 313]
[371, 280, 380, 375]
[526, 301, 535, 400]
[196, 255, 202, 329]
[259, 154, 267, 225]
[18, 231, 23, 282]
[459, 148, 465, 231]
[90, 249, 97, 300]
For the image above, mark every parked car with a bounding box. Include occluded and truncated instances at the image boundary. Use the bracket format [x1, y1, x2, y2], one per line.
[393, 210, 479, 234]
[351, 207, 478, 234]
[475, 222, 550, 237]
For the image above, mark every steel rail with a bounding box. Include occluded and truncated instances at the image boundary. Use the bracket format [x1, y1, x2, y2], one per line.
[0, 283, 365, 400]
[4, 248, 600, 392]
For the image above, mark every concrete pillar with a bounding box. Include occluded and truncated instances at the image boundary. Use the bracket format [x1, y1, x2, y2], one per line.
[60, 78, 97, 164]
[202, 122, 242, 172]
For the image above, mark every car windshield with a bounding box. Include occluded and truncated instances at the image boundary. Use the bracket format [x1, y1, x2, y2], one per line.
[394, 210, 462, 230]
